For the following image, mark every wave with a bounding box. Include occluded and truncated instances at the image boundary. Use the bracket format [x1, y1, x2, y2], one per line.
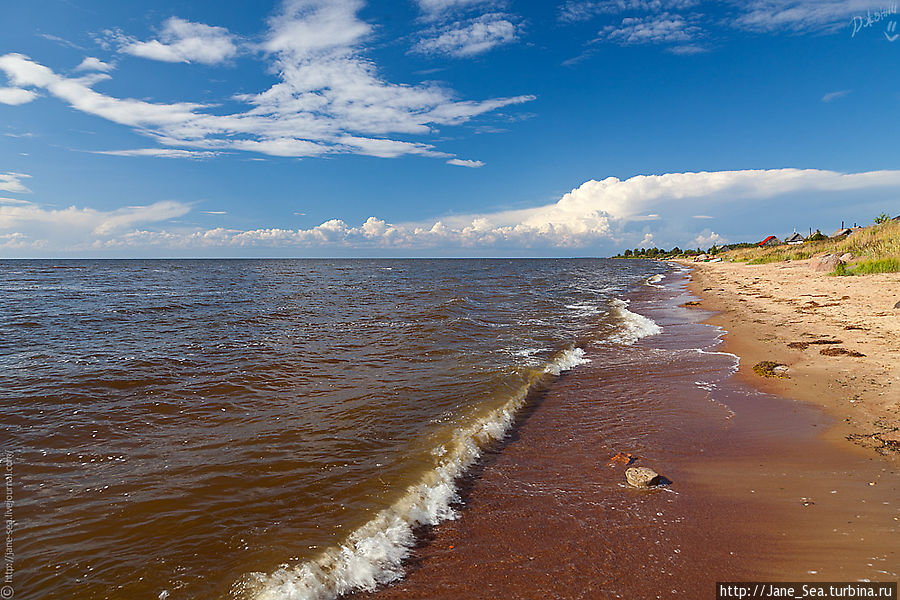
[607, 299, 662, 344]
[645, 273, 665, 288]
[236, 347, 589, 600]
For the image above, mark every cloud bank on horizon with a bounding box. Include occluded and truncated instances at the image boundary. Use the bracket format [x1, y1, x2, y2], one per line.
[3, 169, 898, 255]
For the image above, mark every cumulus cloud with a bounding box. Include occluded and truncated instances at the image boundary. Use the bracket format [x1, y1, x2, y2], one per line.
[693, 229, 725, 247]
[0, 172, 32, 193]
[0, 1, 533, 164]
[75, 57, 114, 72]
[7, 168, 899, 254]
[599, 13, 700, 45]
[0, 87, 38, 105]
[415, 14, 518, 56]
[106, 17, 238, 65]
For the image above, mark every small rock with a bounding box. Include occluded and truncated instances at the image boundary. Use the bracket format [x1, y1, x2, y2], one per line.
[839, 253, 852, 262]
[809, 254, 840, 272]
[625, 466, 661, 488]
[894, 300, 900, 309]
[772, 365, 789, 376]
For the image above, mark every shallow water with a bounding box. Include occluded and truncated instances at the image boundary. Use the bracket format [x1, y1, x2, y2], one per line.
[1, 258, 665, 600]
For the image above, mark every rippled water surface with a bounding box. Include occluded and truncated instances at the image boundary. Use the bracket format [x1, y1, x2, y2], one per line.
[1, 258, 664, 600]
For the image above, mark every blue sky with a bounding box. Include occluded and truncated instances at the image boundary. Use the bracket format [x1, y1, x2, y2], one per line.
[1, 0, 898, 257]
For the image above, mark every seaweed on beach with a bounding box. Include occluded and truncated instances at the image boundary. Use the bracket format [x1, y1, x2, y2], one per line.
[787, 339, 842, 350]
[752, 361, 788, 378]
[820, 347, 865, 357]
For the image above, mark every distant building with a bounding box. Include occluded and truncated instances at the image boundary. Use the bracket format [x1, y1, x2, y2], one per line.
[758, 235, 781, 247]
[830, 227, 853, 238]
[784, 232, 804, 245]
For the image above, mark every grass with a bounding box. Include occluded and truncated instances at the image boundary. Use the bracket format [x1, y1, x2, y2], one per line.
[725, 220, 900, 273]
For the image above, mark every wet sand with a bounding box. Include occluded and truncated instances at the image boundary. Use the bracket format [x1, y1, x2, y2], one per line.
[351, 268, 898, 600]
[681, 259, 900, 454]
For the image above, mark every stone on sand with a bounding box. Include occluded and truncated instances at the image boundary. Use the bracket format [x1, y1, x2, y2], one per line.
[625, 466, 660, 488]
[809, 254, 841, 272]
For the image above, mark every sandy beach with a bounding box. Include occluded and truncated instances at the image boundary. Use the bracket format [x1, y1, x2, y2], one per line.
[682, 259, 900, 455]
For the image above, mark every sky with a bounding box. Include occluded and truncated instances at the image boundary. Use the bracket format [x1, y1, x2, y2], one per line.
[1, 0, 898, 257]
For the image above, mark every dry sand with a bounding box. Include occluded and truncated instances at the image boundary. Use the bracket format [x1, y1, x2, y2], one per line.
[681, 259, 900, 455]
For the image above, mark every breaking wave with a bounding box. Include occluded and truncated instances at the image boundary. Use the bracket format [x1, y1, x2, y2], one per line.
[607, 298, 662, 344]
[236, 347, 589, 600]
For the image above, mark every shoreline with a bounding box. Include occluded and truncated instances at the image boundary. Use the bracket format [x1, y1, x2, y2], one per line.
[678, 258, 900, 457]
[348, 265, 898, 600]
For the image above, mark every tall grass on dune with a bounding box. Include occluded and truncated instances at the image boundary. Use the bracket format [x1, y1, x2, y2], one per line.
[724, 220, 900, 271]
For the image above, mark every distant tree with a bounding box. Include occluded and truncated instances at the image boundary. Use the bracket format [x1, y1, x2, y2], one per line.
[671, 246, 681, 255]
[624, 249, 633, 257]
[874, 212, 891, 224]
[640, 248, 646, 256]
[807, 229, 827, 241]
[709, 245, 719, 255]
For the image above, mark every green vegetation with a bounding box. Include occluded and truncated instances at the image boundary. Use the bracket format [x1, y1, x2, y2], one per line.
[807, 229, 827, 241]
[874, 212, 891, 225]
[832, 257, 900, 276]
[726, 219, 900, 269]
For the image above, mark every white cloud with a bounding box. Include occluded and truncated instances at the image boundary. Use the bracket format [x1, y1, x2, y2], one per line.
[0, 197, 32, 205]
[94, 148, 219, 159]
[447, 158, 485, 167]
[693, 229, 725, 247]
[0, 200, 190, 249]
[600, 13, 700, 45]
[0, 1, 533, 163]
[692, 214, 714, 219]
[75, 57, 114, 72]
[822, 89, 850, 103]
[4, 168, 900, 254]
[109, 17, 238, 65]
[733, 0, 874, 34]
[558, 0, 699, 22]
[416, 0, 500, 20]
[415, 14, 517, 56]
[0, 87, 38, 105]
[0, 172, 31, 193]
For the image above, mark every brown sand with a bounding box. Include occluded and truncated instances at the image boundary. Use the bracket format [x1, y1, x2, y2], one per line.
[681, 259, 900, 454]
[350, 269, 899, 600]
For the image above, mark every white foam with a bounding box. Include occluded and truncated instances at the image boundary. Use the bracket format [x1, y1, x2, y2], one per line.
[607, 299, 662, 344]
[646, 274, 665, 288]
[239, 348, 588, 600]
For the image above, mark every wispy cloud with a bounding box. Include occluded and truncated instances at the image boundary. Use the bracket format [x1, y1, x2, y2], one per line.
[558, 0, 699, 22]
[0, 172, 32, 193]
[0, 0, 533, 164]
[822, 89, 850, 102]
[732, 0, 874, 34]
[415, 0, 501, 21]
[93, 148, 220, 159]
[102, 17, 239, 65]
[446, 158, 485, 167]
